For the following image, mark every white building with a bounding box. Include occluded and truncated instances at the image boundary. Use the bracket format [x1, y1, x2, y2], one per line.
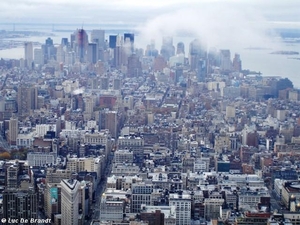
[60, 179, 80, 225]
[27, 152, 56, 167]
[169, 191, 191, 225]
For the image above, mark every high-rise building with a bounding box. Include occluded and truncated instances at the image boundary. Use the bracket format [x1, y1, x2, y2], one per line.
[44, 183, 62, 221]
[169, 191, 191, 225]
[60, 179, 80, 225]
[160, 36, 175, 61]
[34, 48, 44, 66]
[75, 29, 89, 63]
[220, 49, 232, 71]
[127, 53, 142, 78]
[109, 35, 117, 49]
[189, 39, 206, 71]
[44, 37, 55, 62]
[56, 45, 65, 63]
[87, 43, 98, 64]
[131, 182, 153, 213]
[6, 163, 19, 188]
[24, 42, 33, 69]
[8, 116, 18, 146]
[2, 188, 38, 224]
[61, 38, 68, 46]
[98, 109, 118, 138]
[176, 42, 185, 55]
[197, 58, 207, 82]
[113, 45, 127, 68]
[17, 85, 37, 119]
[91, 29, 105, 48]
[91, 29, 105, 60]
[233, 53, 242, 72]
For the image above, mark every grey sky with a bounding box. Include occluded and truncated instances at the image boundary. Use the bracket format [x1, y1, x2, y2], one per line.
[0, 0, 299, 27]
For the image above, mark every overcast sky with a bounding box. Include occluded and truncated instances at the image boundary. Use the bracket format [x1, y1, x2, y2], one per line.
[0, 0, 299, 51]
[0, 0, 299, 27]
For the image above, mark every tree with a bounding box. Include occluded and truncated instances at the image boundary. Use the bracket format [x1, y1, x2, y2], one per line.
[0, 152, 11, 160]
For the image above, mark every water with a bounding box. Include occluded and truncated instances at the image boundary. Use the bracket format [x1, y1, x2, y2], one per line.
[0, 23, 300, 87]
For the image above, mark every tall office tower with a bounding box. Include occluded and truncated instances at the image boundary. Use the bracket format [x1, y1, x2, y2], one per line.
[17, 85, 37, 119]
[145, 39, 158, 57]
[100, 76, 109, 90]
[8, 116, 18, 146]
[91, 29, 105, 60]
[104, 110, 118, 138]
[124, 33, 134, 55]
[174, 65, 184, 84]
[60, 179, 80, 225]
[98, 109, 118, 138]
[153, 55, 167, 72]
[75, 29, 89, 63]
[84, 96, 94, 115]
[124, 33, 134, 43]
[160, 36, 175, 61]
[56, 45, 65, 63]
[24, 42, 33, 69]
[189, 39, 206, 71]
[176, 42, 185, 55]
[87, 43, 98, 64]
[65, 51, 75, 65]
[44, 182, 62, 221]
[113, 78, 121, 90]
[45, 37, 55, 62]
[127, 53, 142, 78]
[113, 45, 126, 68]
[109, 35, 117, 49]
[232, 53, 242, 72]
[6, 163, 19, 188]
[2, 188, 38, 223]
[34, 48, 44, 66]
[70, 33, 76, 49]
[91, 29, 105, 48]
[61, 38, 69, 46]
[197, 58, 207, 82]
[220, 49, 232, 71]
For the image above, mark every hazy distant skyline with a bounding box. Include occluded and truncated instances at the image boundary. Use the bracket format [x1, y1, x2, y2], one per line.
[1, 0, 300, 53]
[0, 0, 300, 28]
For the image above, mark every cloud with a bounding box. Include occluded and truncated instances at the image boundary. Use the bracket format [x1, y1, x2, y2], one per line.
[135, 3, 283, 52]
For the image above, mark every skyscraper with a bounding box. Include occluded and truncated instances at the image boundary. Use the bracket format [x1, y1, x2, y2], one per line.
[160, 36, 175, 61]
[75, 29, 89, 63]
[2, 188, 38, 224]
[91, 29, 105, 48]
[34, 48, 44, 65]
[91, 29, 105, 60]
[8, 116, 18, 146]
[176, 42, 185, 55]
[87, 43, 98, 64]
[233, 53, 242, 72]
[24, 42, 33, 69]
[60, 179, 80, 225]
[127, 53, 142, 78]
[17, 85, 37, 119]
[189, 39, 206, 71]
[220, 49, 232, 71]
[109, 35, 117, 49]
